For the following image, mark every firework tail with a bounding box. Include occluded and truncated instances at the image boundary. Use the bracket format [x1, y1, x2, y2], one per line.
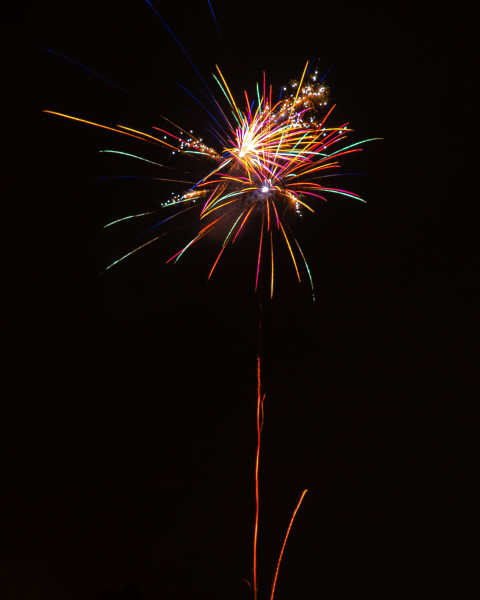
[253, 354, 264, 600]
[270, 489, 308, 600]
[252, 292, 307, 600]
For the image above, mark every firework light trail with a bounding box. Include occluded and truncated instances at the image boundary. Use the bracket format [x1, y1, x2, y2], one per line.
[45, 63, 377, 298]
[44, 65, 377, 597]
[44, 4, 379, 597]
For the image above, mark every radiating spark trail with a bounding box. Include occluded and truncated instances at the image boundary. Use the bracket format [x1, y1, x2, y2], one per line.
[144, 0, 213, 94]
[99, 150, 175, 169]
[103, 234, 166, 272]
[39, 47, 141, 102]
[207, 0, 223, 42]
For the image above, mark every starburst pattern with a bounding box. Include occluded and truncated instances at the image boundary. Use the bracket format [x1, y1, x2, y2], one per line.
[45, 61, 377, 298]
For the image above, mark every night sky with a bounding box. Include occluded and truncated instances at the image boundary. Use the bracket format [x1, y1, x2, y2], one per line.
[3, 1, 479, 598]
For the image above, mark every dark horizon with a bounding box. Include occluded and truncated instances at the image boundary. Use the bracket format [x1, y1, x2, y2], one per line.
[3, 1, 479, 598]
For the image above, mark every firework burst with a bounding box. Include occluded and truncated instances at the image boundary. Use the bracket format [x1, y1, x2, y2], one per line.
[45, 61, 377, 298]
[43, 8, 380, 590]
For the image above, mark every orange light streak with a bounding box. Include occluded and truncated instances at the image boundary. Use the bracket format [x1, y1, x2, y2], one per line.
[255, 217, 264, 291]
[270, 489, 308, 600]
[43, 111, 155, 145]
[279, 221, 301, 282]
[253, 355, 265, 600]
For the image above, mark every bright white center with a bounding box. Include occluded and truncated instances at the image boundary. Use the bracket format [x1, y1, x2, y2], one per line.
[261, 186, 269, 193]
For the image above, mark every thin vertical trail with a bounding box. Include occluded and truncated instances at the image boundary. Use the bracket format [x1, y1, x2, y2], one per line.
[253, 353, 264, 600]
[253, 296, 264, 600]
[252, 263, 307, 600]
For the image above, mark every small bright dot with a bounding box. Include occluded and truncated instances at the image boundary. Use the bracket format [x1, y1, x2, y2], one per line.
[261, 186, 269, 193]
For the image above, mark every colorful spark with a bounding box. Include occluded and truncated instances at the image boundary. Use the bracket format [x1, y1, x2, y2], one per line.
[45, 62, 377, 297]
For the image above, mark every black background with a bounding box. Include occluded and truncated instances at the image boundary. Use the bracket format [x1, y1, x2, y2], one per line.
[2, 1, 479, 598]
